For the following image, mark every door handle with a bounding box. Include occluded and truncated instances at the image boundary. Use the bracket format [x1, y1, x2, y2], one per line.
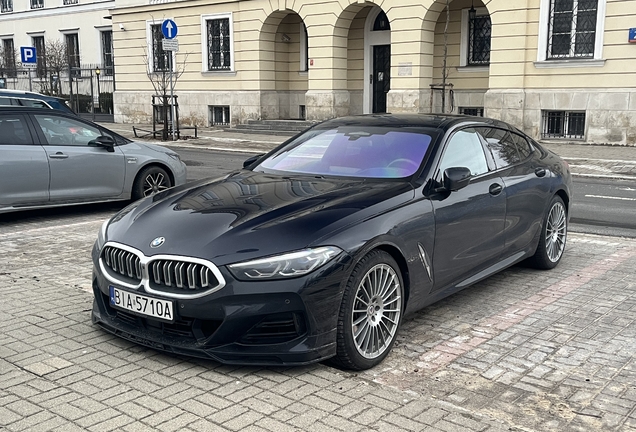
[535, 167, 546, 177]
[49, 152, 69, 159]
[489, 183, 503, 196]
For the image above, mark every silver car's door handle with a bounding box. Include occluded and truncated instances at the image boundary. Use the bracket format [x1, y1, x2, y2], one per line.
[49, 152, 69, 159]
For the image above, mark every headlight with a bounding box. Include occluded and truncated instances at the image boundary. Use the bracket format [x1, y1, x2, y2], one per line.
[96, 219, 109, 250]
[166, 152, 181, 162]
[228, 246, 342, 281]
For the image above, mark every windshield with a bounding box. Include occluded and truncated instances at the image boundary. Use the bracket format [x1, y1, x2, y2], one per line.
[255, 126, 435, 179]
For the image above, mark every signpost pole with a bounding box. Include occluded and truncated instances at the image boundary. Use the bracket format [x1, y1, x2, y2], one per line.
[28, 68, 32, 92]
[170, 58, 175, 141]
[161, 19, 179, 141]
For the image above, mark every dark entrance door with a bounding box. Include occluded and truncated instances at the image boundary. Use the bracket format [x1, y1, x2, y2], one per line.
[372, 45, 391, 113]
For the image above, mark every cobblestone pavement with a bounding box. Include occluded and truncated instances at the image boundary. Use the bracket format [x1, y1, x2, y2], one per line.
[1, 210, 635, 431]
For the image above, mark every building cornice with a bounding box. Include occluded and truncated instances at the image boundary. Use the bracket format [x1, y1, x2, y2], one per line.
[0, 1, 115, 22]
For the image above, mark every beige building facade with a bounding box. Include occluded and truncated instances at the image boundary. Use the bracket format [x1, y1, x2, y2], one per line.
[110, 0, 636, 145]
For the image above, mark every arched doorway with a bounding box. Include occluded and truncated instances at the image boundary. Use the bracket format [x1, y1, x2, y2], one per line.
[364, 8, 391, 113]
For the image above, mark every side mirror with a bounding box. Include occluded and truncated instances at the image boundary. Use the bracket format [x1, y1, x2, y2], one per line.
[243, 153, 265, 168]
[443, 167, 472, 191]
[90, 135, 115, 152]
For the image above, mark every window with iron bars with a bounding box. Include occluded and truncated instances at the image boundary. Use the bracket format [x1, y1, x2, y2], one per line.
[151, 24, 171, 72]
[468, 14, 491, 65]
[459, 107, 484, 117]
[547, 0, 597, 59]
[30, 0, 44, 9]
[1, 0, 13, 13]
[2, 39, 17, 78]
[206, 18, 231, 71]
[541, 111, 586, 139]
[209, 106, 230, 126]
[63, 0, 79, 4]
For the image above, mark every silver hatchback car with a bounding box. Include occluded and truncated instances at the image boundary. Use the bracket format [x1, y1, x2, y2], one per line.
[0, 107, 187, 213]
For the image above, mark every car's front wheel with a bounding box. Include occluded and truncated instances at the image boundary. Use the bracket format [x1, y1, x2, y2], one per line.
[132, 166, 172, 200]
[332, 250, 404, 370]
[530, 195, 567, 269]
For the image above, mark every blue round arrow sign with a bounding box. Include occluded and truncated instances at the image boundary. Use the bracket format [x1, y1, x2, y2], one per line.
[161, 19, 178, 40]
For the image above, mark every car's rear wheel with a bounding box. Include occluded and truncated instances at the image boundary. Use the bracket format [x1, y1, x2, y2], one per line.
[132, 166, 172, 200]
[530, 195, 567, 269]
[331, 250, 404, 370]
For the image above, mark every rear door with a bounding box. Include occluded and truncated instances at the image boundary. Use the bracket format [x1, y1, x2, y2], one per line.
[30, 113, 126, 202]
[0, 113, 50, 207]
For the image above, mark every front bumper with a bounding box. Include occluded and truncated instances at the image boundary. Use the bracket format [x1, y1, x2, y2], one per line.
[91, 244, 351, 366]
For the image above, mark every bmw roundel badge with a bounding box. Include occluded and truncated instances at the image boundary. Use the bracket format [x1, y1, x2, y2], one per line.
[150, 237, 165, 248]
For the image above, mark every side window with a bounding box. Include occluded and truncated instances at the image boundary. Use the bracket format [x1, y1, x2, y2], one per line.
[511, 133, 533, 160]
[0, 115, 32, 145]
[19, 99, 50, 109]
[477, 127, 521, 169]
[34, 114, 102, 146]
[438, 128, 489, 177]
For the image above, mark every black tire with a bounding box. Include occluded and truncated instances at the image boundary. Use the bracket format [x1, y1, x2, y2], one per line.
[331, 250, 404, 370]
[132, 166, 172, 201]
[529, 195, 567, 270]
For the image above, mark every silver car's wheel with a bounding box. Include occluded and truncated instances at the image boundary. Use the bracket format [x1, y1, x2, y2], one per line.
[332, 250, 404, 370]
[545, 201, 567, 262]
[132, 166, 172, 201]
[352, 264, 402, 359]
[529, 195, 568, 269]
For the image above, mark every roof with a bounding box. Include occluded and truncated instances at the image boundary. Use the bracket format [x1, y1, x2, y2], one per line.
[314, 113, 509, 131]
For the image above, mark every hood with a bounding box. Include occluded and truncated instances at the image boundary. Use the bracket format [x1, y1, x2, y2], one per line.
[106, 171, 414, 266]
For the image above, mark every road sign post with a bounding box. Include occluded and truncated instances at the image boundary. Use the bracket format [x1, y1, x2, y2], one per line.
[161, 20, 179, 141]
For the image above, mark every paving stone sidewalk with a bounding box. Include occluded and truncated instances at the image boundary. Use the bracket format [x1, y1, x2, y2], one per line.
[102, 123, 636, 180]
[1, 208, 635, 431]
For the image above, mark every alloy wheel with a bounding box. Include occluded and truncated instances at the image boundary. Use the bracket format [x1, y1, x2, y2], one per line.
[143, 172, 169, 196]
[351, 263, 402, 359]
[545, 202, 567, 262]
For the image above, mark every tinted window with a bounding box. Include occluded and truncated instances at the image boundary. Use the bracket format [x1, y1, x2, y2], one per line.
[34, 114, 102, 146]
[438, 128, 489, 177]
[477, 127, 521, 169]
[0, 115, 32, 145]
[511, 133, 533, 159]
[18, 99, 50, 109]
[256, 126, 434, 179]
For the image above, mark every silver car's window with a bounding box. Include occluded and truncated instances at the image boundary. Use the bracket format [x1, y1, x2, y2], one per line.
[34, 114, 102, 146]
[0, 115, 31, 145]
[438, 129, 489, 177]
[256, 126, 434, 179]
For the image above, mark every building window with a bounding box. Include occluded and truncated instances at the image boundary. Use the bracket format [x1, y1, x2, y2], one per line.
[209, 105, 230, 126]
[150, 23, 171, 72]
[30, 0, 44, 9]
[541, 111, 586, 139]
[547, 0, 597, 59]
[1, 0, 13, 13]
[468, 13, 491, 65]
[66, 33, 80, 76]
[32, 36, 46, 78]
[459, 107, 484, 117]
[300, 23, 308, 72]
[372, 11, 390, 31]
[101, 30, 114, 76]
[202, 14, 232, 71]
[63, 0, 78, 4]
[1, 39, 16, 78]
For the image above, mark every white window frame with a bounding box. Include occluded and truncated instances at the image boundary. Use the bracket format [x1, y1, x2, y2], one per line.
[536, 0, 606, 67]
[200, 12, 234, 74]
[146, 19, 176, 73]
[459, 7, 490, 70]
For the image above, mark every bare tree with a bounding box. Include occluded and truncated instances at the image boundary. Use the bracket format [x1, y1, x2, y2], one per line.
[35, 39, 69, 96]
[142, 38, 189, 140]
[0, 44, 18, 79]
[441, 0, 450, 113]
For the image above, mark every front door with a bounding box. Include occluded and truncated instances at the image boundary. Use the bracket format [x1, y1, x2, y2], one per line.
[372, 45, 391, 113]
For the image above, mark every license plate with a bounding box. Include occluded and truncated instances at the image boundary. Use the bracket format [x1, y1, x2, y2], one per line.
[109, 286, 174, 322]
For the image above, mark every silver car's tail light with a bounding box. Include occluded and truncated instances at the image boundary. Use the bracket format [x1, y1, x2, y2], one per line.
[98, 242, 226, 299]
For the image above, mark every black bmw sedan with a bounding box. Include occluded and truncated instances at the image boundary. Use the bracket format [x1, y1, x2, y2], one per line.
[91, 114, 572, 370]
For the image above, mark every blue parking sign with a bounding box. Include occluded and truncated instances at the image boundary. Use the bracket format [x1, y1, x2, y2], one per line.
[20, 47, 37, 64]
[629, 28, 636, 43]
